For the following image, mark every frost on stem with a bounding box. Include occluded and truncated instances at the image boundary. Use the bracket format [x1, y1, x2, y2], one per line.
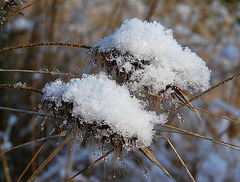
[42, 73, 166, 150]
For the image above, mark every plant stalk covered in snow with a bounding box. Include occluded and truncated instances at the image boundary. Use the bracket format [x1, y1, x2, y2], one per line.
[42, 18, 211, 151]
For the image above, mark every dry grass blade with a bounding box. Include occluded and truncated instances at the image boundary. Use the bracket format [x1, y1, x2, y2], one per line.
[138, 147, 172, 178]
[17, 140, 46, 182]
[67, 145, 121, 182]
[154, 136, 196, 182]
[0, 68, 81, 78]
[169, 72, 240, 115]
[174, 88, 201, 120]
[161, 124, 240, 151]
[0, 0, 40, 24]
[0, 42, 91, 53]
[0, 138, 12, 182]
[27, 132, 76, 182]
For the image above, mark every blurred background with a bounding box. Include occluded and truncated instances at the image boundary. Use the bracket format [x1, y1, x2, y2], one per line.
[0, 0, 240, 181]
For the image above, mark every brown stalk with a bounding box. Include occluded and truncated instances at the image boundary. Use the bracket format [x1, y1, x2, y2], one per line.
[154, 136, 196, 182]
[17, 140, 47, 182]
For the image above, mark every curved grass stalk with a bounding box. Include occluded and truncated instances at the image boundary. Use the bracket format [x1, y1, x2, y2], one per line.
[67, 145, 121, 182]
[154, 136, 196, 182]
[0, 42, 92, 53]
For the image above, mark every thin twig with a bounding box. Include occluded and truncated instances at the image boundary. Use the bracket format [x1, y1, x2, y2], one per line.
[154, 136, 196, 182]
[17, 140, 47, 182]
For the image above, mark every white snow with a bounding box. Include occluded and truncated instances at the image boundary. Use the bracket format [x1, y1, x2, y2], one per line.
[94, 18, 211, 93]
[43, 73, 166, 148]
[42, 79, 66, 107]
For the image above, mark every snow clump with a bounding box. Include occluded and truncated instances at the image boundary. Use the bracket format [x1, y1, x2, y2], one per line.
[43, 73, 166, 148]
[94, 18, 211, 93]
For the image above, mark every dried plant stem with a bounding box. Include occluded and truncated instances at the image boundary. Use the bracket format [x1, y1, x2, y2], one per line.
[169, 72, 240, 115]
[161, 124, 240, 151]
[0, 42, 91, 53]
[0, 0, 41, 24]
[0, 83, 42, 94]
[0, 68, 80, 78]
[0, 138, 12, 182]
[67, 145, 121, 182]
[27, 132, 76, 182]
[154, 136, 196, 182]
[17, 140, 46, 182]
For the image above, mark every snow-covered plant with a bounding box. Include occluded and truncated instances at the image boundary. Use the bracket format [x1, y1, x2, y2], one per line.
[42, 19, 210, 154]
